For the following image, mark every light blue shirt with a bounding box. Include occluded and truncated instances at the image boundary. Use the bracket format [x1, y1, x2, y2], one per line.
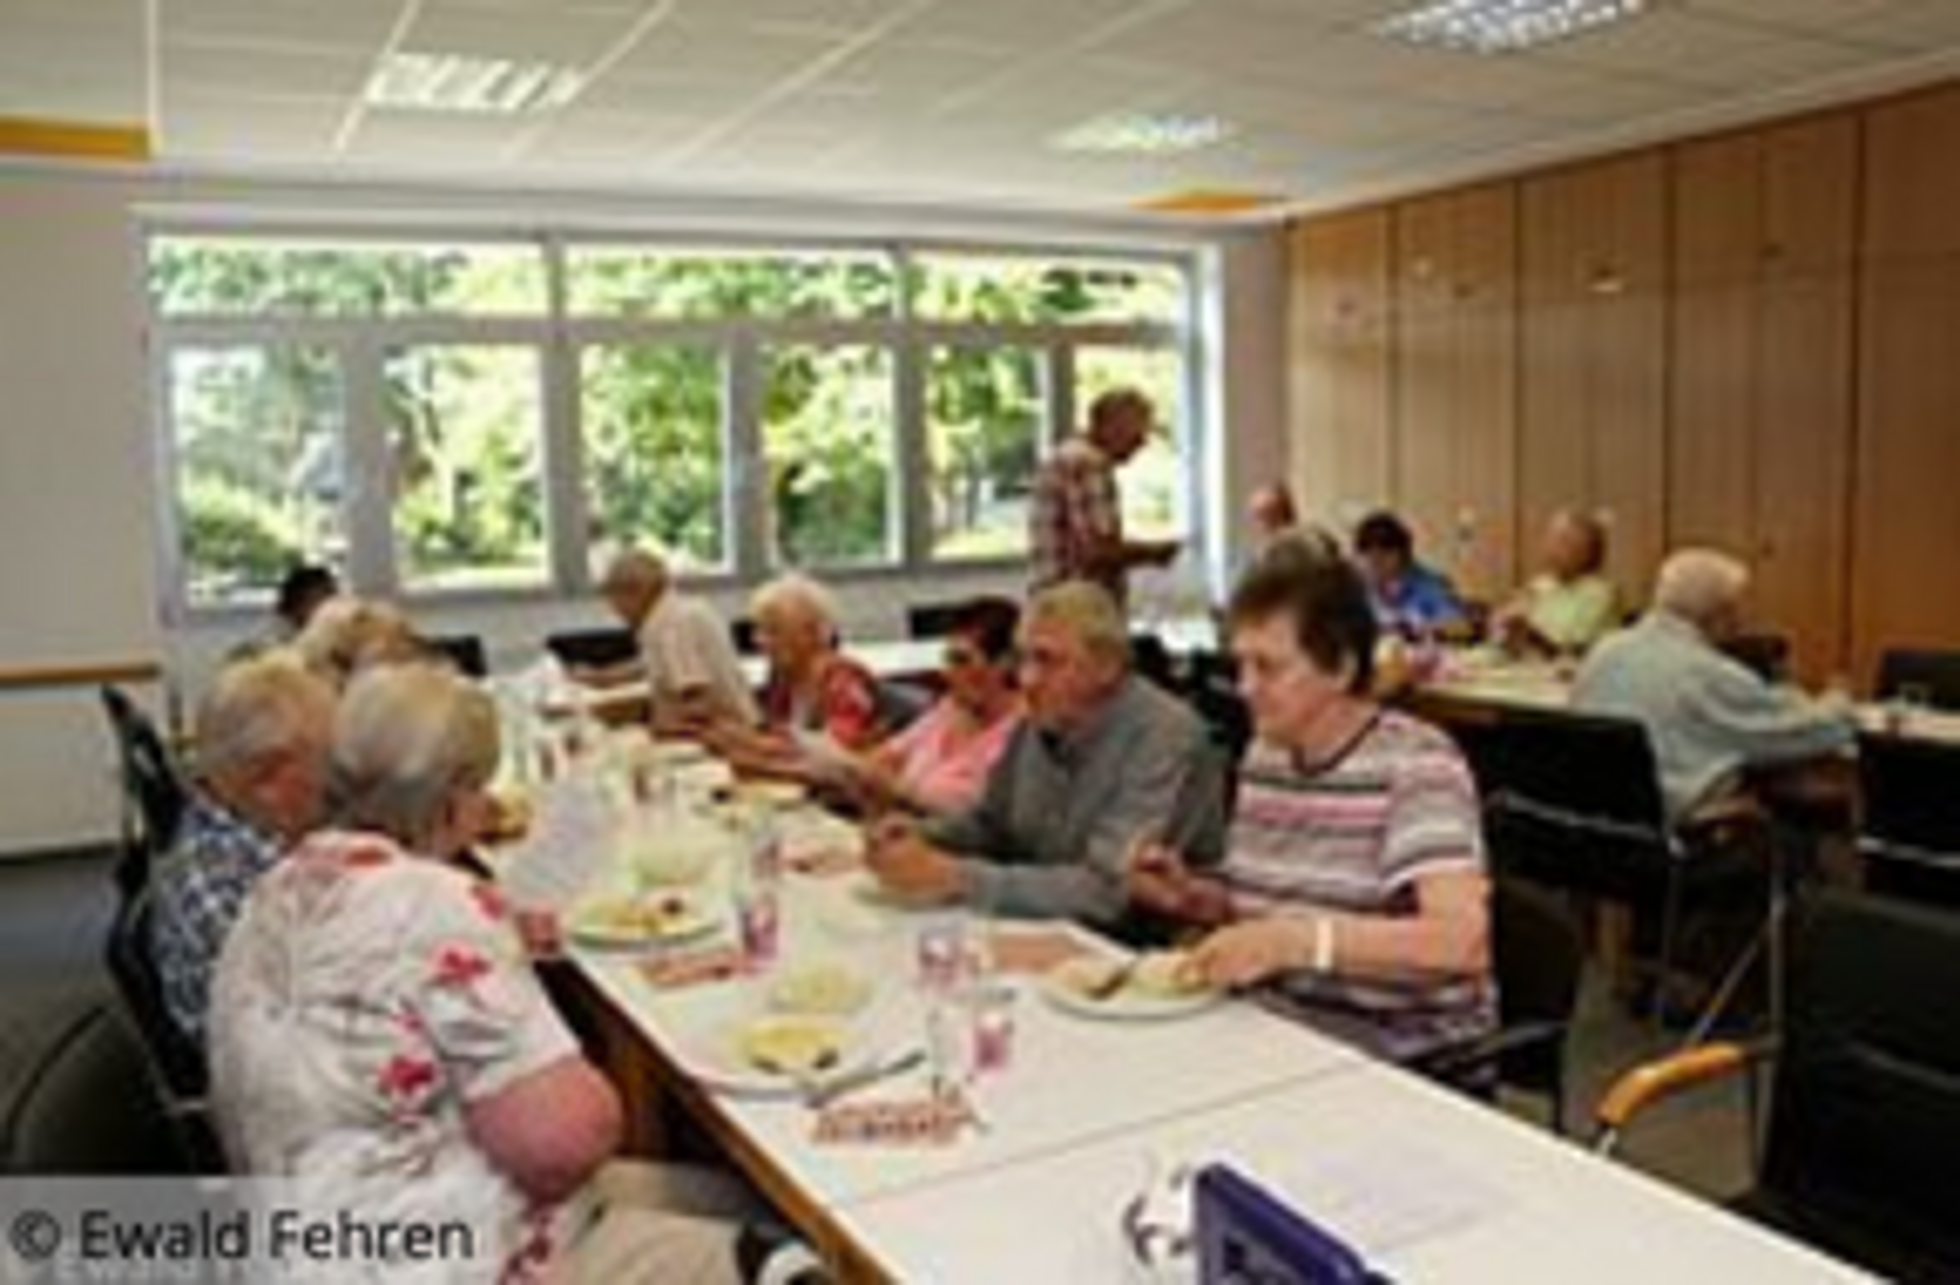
[1370, 561, 1465, 638]
[1572, 612, 1856, 819]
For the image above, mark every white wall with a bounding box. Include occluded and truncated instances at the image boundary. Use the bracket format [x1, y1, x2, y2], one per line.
[0, 161, 1286, 857]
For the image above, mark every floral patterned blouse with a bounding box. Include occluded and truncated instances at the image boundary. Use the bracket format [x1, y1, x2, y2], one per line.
[210, 830, 586, 1283]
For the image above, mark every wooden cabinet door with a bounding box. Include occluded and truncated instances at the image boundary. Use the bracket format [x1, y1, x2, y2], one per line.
[1855, 86, 1960, 683]
[1521, 153, 1668, 605]
[1289, 209, 1392, 534]
[1394, 184, 1518, 598]
[1670, 132, 1761, 558]
[1755, 114, 1858, 683]
[1668, 114, 1856, 682]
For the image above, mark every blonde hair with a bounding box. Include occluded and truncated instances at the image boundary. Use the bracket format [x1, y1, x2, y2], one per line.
[194, 650, 336, 781]
[330, 663, 499, 850]
[1653, 548, 1749, 629]
[293, 597, 418, 687]
[1025, 580, 1131, 667]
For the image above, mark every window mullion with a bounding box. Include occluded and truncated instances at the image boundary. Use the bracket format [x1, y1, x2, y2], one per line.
[542, 235, 589, 595]
[342, 332, 398, 599]
[895, 332, 928, 571]
[728, 334, 766, 583]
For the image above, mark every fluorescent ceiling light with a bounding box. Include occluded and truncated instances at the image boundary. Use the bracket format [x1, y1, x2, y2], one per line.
[1052, 112, 1233, 156]
[1375, 0, 1650, 55]
[363, 52, 585, 115]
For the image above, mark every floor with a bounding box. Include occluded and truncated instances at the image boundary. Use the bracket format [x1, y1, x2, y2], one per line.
[0, 847, 1753, 1203]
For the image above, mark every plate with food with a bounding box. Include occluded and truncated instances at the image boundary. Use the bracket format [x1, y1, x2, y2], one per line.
[767, 961, 875, 1018]
[568, 891, 720, 950]
[1040, 951, 1221, 1021]
[687, 1014, 882, 1099]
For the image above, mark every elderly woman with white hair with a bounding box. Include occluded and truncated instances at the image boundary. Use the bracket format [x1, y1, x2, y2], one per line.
[707, 573, 886, 776]
[210, 664, 815, 1284]
[150, 649, 336, 1052]
[1572, 548, 1855, 821]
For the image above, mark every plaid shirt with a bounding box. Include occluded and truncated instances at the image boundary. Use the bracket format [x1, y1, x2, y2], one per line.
[1029, 436, 1125, 599]
[148, 793, 285, 1050]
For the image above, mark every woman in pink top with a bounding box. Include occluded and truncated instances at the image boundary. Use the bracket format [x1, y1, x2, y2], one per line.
[838, 598, 1023, 816]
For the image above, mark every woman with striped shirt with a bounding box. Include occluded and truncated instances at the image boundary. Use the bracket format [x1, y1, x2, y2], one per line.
[1128, 545, 1494, 1063]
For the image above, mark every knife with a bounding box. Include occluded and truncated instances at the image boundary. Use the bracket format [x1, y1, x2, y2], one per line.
[806, 1048, 928, 1110]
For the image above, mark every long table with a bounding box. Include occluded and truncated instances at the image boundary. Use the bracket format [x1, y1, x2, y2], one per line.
[1412, 651, 1960, 747]
[545, 773, 1868, 1283]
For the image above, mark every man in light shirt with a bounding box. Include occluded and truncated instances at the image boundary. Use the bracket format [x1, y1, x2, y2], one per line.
[1573, 548, 1854, 821]
[1493, 510, 1620, 658]
[596, 548, 758, 732]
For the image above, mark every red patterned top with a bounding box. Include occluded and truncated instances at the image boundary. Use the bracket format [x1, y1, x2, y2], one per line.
[761, 652, 885, 751]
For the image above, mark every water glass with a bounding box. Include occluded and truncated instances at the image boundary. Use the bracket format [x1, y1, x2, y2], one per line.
[963, 980, 1017, 1077]
[915, 912, 969, 994]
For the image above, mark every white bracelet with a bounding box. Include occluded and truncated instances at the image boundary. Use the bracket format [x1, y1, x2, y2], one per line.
[1311, 916, 1337, 975]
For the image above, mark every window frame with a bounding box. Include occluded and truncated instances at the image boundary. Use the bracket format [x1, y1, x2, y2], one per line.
[145, 222, 1204, 625]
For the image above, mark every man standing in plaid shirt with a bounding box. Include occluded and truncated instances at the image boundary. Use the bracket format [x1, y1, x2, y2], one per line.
[1028, 387, 1181, 605]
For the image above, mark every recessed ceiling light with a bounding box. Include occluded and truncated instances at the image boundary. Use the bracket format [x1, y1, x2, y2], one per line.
[363, 52, 585, 115]
[1375, 0, 1650, 55]
[1052, 112, 1234, 156]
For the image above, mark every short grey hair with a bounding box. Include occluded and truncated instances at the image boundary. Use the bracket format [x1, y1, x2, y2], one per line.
[1653, 548, 1749, 628]
[1025, 580, 1131, 667]
[601, 547, 669, 595]
[194, 650, 336, 781]
[330, 663, 499, 850]
[751, 573, 840, 635]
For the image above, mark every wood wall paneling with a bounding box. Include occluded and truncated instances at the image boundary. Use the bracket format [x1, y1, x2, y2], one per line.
[1289, 209, 1393, 534]
[1288, 80, 1960, 681]
[1393, 185, 1519, 598]
[1856, 84, 1960, 682]
[1668, 114, 1858, 681]
[1521, 153, 1668, 605]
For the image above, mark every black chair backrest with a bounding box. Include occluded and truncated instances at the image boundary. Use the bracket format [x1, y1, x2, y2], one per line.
[1875, 648, 1960, 711]
[907, 601, 970, 641]
[1, 1005, 198, 1175]
[1764, 891, 1960, 1269]
[1492, 878, 1584, 1036]
[1857, 733, 1960, 907]
[1467, 708, 1674, 898]
[99, 687, 188, 893]
[422, 632, 489, 678]
[543, 627, 638, 669]
[1722, 632, 1792, 685]
[1184, 651, 1254, 766]
[1130, 634, 1178, 692]
[104, 889, 208, 1101]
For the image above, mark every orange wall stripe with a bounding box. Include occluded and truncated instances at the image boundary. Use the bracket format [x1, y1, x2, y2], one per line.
[0, 116, 151, 162]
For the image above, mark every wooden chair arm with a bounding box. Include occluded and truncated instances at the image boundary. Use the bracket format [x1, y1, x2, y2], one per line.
[1594, 1042, 1754, 1140]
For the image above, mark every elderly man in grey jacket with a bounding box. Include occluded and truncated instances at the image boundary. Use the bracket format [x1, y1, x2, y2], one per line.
[864, 580, 1226, 929]
[1573, 548, 1855, 822]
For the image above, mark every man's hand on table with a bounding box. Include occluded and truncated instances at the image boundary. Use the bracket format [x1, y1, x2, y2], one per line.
[863, 817, 967, 904]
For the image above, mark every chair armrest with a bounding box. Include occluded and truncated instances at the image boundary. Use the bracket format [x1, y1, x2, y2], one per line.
[1676, 794, 1770, 849]
[1593, 1041, 1768, 1148]
[1416, 1020, 1567, 1079]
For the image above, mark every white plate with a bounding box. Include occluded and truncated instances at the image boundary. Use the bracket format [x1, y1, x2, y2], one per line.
[684, 1015, 883, 1099]
[567, 893, 721, 950]
[1039, 957, 1223, 1023]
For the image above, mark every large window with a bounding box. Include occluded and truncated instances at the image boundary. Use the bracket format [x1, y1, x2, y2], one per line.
[149, 231, 1197, 612]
